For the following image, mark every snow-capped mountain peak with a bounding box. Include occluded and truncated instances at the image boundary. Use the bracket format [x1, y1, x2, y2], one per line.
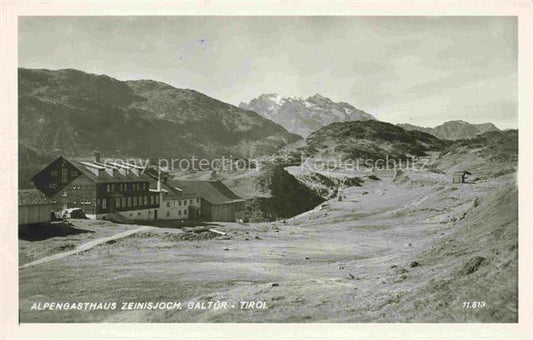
[239, 93, 376, 137]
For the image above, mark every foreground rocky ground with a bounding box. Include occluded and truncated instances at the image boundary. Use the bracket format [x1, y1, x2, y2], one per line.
[19, 169, 517, 323]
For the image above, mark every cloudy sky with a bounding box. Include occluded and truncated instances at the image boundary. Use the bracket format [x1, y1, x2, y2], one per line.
[19, 16, 517, 129]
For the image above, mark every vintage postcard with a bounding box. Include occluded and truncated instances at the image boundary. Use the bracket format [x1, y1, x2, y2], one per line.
[1, 1, 532, 339]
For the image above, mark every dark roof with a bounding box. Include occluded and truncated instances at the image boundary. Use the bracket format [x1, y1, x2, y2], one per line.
[151, 181, 198, 200]
[18, 189, 55, 206]
[453, 171, 472, 175]
[72, 160, 153, 183]
[169, 180, 244, 205]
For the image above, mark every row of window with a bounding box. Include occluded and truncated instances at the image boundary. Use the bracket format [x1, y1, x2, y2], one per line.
[99, 195, 159, 209]
[104, 182, 148, 193]
[165, 199, 199, 208]
[50, 169, 79, 177]
[166, 209, 188, 217]
[63, 200, 92, 205]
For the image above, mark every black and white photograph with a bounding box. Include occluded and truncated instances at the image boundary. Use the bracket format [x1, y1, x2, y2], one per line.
[2, 1, 533, 338]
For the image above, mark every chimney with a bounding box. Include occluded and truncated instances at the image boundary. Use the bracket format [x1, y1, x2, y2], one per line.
[157, 166, 161, 191]
[93, 151, 101, 163]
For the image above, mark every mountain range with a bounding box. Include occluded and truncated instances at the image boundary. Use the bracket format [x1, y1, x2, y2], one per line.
[18, 68, 300, 187]
[397, 121, 499, 141]
[239, 93, 376, 137]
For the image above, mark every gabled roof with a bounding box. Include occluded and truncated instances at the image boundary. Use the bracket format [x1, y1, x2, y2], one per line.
[31, 156, 156, 198]
[453, 171, 472, 175]
[169, 180, 244, 205]
[149, 180, 198, 200]
[71, 160, 153, 183]
[19, 189, 54, 206]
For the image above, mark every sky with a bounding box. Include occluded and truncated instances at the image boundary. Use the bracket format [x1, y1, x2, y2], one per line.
[19, 16, 518, 129]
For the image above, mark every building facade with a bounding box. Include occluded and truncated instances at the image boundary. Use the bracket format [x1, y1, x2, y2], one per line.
[452, 171, 472, 184]
[155, 181, 201, 220]
[31, 154, 161, 220]
[18, 189, 54, 226]
[170, 180, 245, 222]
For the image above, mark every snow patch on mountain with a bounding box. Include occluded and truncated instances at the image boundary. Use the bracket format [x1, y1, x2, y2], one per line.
[239, 93, 376, 137]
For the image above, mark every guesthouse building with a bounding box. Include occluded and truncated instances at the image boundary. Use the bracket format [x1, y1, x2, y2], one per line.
[31, 152, 161, 220]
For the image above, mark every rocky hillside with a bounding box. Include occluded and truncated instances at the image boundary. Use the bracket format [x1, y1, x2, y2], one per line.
[397, 120, 500, 141]
[433, 129, 518, 178]
[171, 164, 325, 222]
[295, 120, 449, 162]
[239, 93, 376, 137]
[18, 68, 300, 187]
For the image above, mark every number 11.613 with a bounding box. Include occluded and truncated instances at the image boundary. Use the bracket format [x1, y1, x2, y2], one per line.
[463, 301, 486, 309]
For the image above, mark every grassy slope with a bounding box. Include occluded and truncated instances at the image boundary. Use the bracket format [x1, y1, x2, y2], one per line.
[18, 129, 518, 323]
[374, 180, 518, 322]
[18, 171, 517, 322]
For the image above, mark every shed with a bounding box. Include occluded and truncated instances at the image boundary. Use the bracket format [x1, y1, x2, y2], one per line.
[170, 180, 246, 222]
[452, 171, 472, 184]
[18, 189, 55, 226]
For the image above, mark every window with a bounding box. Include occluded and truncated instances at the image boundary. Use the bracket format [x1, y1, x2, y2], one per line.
[184, 210, 187, 215]
[51, 170, 58, 177]
[184, 200, 187, 206]
[197, 198, 200, 203]
[127, 197, 132, 207]
[166, 211, 170, 217]
[73, 200, 76, 204]
[49, 183, 57, 189]
[116, 198, 120, 208]
[190, 200, 193, 205]
[133, 196, 137, 206]
[178, 210, 181, 216]
[122, 197, 126, 207]
[97, 199, 100, 206]
[144, 196, 148, 205]
[143, 183, 146, 190]
[178, 200, 181, 206]
[150, 195, 154, 205]
[138, 212, 141, 216]
[155, 195, 159, 204]
[102, 198, 107, 209]
[166, 202, 170, 208]
[62, 190, 67, 197]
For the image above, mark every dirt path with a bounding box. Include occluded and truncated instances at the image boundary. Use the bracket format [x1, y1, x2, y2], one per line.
[19, 225, 154, 269]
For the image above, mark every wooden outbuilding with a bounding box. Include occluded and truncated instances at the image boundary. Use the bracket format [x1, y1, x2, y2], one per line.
[18, 189, 54, 226]
[452, 171, 472, 184]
